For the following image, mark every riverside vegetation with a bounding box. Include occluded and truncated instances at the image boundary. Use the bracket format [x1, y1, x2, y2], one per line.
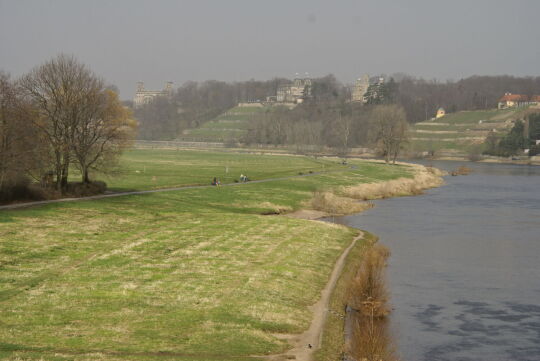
[0, 149, 443, 361]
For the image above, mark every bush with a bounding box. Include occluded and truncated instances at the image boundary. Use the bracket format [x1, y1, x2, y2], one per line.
[529, 144, 540, 156]
[66, 181, 107, 197]
[0, 177, 50, 203]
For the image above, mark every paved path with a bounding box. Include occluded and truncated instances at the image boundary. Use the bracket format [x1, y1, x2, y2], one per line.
[0, 169, 347, 211]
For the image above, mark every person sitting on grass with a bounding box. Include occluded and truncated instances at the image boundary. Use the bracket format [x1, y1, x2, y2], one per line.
[212, 177, 218, 186]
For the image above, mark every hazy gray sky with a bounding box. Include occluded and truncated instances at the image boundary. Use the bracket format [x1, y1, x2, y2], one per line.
[1, 0, 539, 99]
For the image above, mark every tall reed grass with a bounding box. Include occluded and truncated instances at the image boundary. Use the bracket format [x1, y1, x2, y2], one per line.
[347, 244, 398, 361]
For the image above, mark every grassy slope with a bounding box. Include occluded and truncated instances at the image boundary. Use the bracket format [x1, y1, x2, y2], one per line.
[0, 150, 411, 361]
[183, 106, 269, 142]
[409, 108, 521, 153]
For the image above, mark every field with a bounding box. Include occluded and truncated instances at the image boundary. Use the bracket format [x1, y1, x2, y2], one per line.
[0, 149, 412, 361]
[102, 149, 348, 191]
[408, 108, 524, 154]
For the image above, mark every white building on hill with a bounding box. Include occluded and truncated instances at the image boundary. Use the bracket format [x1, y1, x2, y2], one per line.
[276, 75, 312, 104]
[133, 82, 173, 108]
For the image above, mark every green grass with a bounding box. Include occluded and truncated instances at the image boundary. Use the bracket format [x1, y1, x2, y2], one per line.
[409, 108, 523, 154]
[214, 114, 256, 121]
[226, 106, 267, 113]
[316, 231, 378, 361]
[100, 149, 346, 191]
[199, 121, 251, 130]
[181, 105, 273, 142]
[432, 110, 500, 124]
[0, 149, 412, 361]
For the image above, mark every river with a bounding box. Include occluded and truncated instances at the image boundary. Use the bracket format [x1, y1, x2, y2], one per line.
[336, 161, 540, 361]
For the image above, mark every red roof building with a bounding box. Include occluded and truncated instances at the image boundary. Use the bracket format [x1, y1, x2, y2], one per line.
[498, 93, 540, 109]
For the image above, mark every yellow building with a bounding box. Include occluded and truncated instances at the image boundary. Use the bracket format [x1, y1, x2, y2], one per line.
[436, 108, 446, 118]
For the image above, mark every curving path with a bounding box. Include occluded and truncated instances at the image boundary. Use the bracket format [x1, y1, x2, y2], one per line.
[268, 231, 363, 361]
[0, 169, 348, 211]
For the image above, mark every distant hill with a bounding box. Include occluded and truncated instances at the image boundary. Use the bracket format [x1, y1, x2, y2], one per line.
[408, 108, 530, 156]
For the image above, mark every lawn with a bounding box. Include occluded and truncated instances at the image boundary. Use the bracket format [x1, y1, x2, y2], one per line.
[0, 149, 412, 361]
[100, 149, 346, 191]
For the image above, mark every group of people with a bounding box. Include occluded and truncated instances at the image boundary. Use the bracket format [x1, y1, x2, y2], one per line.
[211, 174, 249, 186]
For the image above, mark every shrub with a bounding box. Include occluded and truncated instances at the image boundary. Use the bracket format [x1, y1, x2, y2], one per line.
[529, 144, 540, 156]
[0, 177, 50, 203]
[66, 181, 107, 197]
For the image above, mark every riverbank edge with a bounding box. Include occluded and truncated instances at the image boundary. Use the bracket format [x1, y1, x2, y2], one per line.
[286, 161, 446, 220]
[294, 162, 445, 361]
[314, 230, 378, 361]
[407, 155, 540, 166]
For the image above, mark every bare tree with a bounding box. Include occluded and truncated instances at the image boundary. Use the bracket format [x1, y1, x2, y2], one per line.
[371, 105, 408, 164]
[0, 72, 44, 195]
[20, 54, 133, 190]
[72, 89, 136, 183]
[333, 113, 353, 155]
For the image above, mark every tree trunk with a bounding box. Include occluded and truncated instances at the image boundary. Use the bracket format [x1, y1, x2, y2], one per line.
[55, 153, 62, 191]
[60, 154, 70, 192]
[83, 166, 90, 183]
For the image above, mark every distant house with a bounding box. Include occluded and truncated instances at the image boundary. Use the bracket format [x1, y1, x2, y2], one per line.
[498, 93, 540, 109]
[351, 75, 385, 104]
[351, 75, 370, 103]
[133, 82, 174, 108]
[436, 108, 446, 118]
[276, 76, 312, 104]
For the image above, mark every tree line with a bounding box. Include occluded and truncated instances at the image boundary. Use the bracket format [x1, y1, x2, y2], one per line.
[483, 112, 540, 157]
[0, 55, 136, 202]
[395, 74, 540, 123]
[133, 78, 288, 140]
[134, 73, 540, 143]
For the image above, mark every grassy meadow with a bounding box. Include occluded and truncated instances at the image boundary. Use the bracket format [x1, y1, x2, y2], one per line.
[0, 149, 412, 361]
[102, 149, 345, 191]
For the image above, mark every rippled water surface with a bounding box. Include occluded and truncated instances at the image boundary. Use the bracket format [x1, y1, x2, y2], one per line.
[338, 161, 540, 361]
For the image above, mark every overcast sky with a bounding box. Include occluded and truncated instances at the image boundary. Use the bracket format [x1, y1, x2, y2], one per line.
[1, 0, 539, 99]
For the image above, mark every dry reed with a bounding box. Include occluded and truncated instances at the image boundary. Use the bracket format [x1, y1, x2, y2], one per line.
[310, 191, 373, 215]
[342, 165, 444, 201]
[347, 243, 399, 361]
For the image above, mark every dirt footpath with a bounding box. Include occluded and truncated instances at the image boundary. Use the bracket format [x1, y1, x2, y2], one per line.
[267, 232, 363, 361]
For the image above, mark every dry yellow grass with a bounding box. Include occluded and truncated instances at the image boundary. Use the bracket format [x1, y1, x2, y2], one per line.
[348, 244, 390, 317]
[310, 191, 373, 215]
[342, 164, 444, 201]
[347, 244, 398, 361]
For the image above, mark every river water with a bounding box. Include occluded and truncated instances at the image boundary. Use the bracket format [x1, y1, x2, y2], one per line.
[336, 161, 540, 361]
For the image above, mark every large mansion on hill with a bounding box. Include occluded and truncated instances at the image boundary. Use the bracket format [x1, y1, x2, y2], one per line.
[133, 82, 174, 108]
